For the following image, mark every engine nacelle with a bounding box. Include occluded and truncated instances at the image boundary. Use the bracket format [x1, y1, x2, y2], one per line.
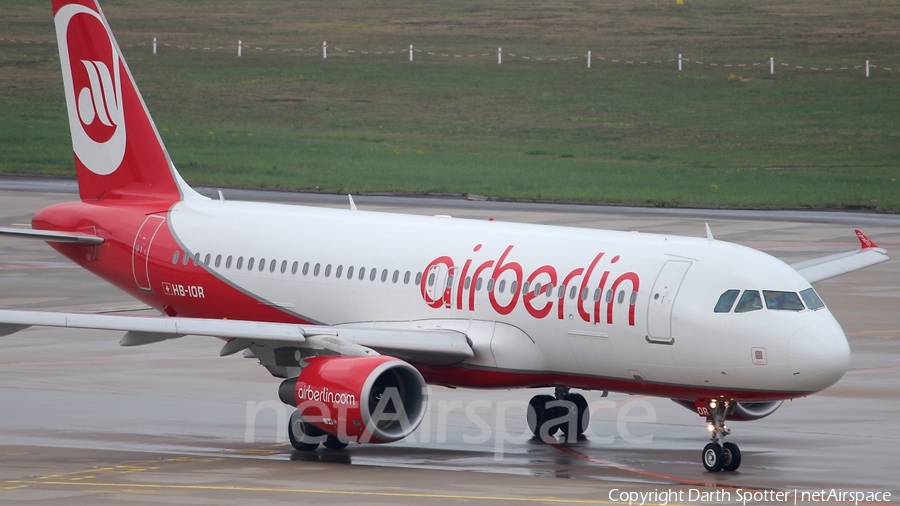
[728, 401, 783, 421]
[672, 399, 783, 421]
[279, 355, 427, 444]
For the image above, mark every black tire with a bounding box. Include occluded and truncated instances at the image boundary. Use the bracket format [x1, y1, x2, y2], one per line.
[526, 394, 556, 437]
[722, 441, 742, 472]
[323, 434, 350, 450]
[702, 442, 725, 472]
[288, 410, 324, 451]
[560, 393, 590, 437]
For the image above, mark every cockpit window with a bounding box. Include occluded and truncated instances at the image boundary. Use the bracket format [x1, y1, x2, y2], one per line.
[734, 290, 763, 313]
[799, 288, 825, 310]
[714, 289, 740, 313]
[763, 290, 805, 311]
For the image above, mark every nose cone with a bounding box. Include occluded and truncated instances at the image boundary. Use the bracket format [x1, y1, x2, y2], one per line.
[788, 320, 851, 392]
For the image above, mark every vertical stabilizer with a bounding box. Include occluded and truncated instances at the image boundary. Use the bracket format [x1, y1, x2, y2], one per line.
[53, 0, 203, 202]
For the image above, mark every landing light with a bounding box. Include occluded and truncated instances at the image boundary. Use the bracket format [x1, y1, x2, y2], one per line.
[707, 424, 715, 432]
[710, 399, 717, 409]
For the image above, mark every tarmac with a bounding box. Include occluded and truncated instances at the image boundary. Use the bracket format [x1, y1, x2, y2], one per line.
[1, 178, 898, 505]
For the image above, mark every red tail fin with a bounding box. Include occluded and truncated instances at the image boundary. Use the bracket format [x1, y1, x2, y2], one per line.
[53, 0, 197, 202]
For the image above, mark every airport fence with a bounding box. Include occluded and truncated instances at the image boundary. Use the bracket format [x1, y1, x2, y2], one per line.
[2, 36, 897, 78]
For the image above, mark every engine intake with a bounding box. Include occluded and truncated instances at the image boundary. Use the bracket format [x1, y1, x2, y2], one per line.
[279, 355, 427, 444]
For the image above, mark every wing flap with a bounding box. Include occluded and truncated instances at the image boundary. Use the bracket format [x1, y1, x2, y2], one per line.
[0, 310, 473, 365]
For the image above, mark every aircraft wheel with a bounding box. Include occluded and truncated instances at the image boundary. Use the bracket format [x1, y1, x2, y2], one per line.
[560, 393, 590, 436]
[702, 442, 725, 472]
[722, 441, 742, 472]
[288, 410, 324, 451]
[323, 435, 350, 450]
[526, 394, 557, 437]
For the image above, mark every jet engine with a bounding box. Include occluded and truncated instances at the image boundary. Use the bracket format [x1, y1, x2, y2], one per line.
[279, 355, 427, 444]
[672, 399, 783, 421]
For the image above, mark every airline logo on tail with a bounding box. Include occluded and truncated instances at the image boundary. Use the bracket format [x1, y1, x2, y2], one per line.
[55, 4, 125, 176]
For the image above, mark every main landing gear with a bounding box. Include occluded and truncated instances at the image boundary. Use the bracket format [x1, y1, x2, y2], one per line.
[701, 399, 741, 472]
[527, 387, 590, 441]
[288, 410, 349, 451]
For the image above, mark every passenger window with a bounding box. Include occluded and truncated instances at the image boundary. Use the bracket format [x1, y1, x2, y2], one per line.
[404, 271, 411, 284]
[487, 279, 495, 292]
[359, 267, 366, 280]
[606, 290, 613, 303]
[381, 269, 388, 282]
[280, 260, 287, 274]
[247, 257, 255, 271]
[259, 259, 266, 272]
[313, 263, 321, 276]
[347, 266, 354, 279]
[534, 282, 541, 296]
[226, 255, 233, 269]
[763, 290, 805, 311]
[498, 280, 506, 293]
[714, 289, 740, 313]
[193, 252, 200, 265]
[204, 253, 211, 266]
[428, 273, 435, 287]
[215, 255, 222, 268]
[464, 276, 471, 289]
[335, 265, 343, 278]
[522, 281, 530, 294]
[182, 252, 190, 265]
[510, 280, 517, 294]
[800, 288, 825, 310]
[269, 259, 276, 272]
[236, 256, 243, 270]
[630, 292, 638, 304]
[617, 290, 625, 304]
[476, 278, 483, 291]
[415, 272, 422, 285]
[734, 290, 763, 313]
[303, 262, 310, 275]
[392, 270, 399, 283]
[569, 286, 577, 299]
[557, 285, 565, 298]
[370, 268, 377, 281]
[325, 264, 332, 277]
[291, 261, 298, 274]
[171, 251, 179, 264]
[593, 289, 600, 301]
[581, 287, 589, 300]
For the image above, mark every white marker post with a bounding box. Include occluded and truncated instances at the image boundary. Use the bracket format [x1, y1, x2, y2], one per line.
[410, 44, 413, 62]
[498, 47, 502, 65]
[153, 37, 157, 54]
[770, 57, 774, 75]
[866, 60, 869, 77]
[678, 53, 682, 71]
[587, 50, 591, 69]
[323, 41, 327, 59]
[238, 40, 242, 57]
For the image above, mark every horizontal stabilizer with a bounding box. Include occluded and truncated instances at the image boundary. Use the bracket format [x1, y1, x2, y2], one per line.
[0, 226, 104, 244]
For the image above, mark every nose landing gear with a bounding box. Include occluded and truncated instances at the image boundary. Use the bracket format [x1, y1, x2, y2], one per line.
[701, 399, 741, 472]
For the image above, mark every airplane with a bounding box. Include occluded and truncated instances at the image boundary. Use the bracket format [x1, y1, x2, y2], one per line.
[0, 0, 890, 473]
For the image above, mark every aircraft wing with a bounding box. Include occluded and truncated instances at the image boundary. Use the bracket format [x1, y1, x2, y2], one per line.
[0, 226, 104, 244]
[790, 230, 889, 284]
[0, 310, 473, 366]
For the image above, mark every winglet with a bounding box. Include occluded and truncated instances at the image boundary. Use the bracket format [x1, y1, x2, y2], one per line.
[855, 230, 879, 249]
[348, 194, 358, 211]
[705, 223, 714, 241]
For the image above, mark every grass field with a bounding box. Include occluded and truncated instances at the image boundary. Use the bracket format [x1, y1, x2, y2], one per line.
[2, 0, 899, 209]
